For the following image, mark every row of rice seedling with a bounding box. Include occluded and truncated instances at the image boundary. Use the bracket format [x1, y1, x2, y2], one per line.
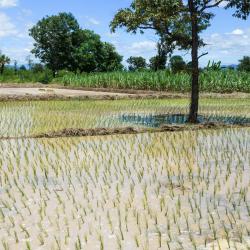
[0, 98, 249, 138]
[0, 128, 249, 249]
[59, 70, 250, 92]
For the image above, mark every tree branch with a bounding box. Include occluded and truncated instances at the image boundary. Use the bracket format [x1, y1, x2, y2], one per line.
[200, 0, 224, 12]
[198, 52, 208, 59]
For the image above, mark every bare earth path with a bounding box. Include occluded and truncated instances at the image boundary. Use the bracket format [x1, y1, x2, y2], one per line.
[0, 85, 249, 100]
[0, 87, 132, 98]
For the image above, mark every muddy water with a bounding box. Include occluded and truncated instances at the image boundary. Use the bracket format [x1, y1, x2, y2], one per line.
[0, 128, 249, 249]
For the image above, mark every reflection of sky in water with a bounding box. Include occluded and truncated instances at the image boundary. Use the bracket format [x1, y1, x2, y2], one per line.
[120, 113, 250, 127]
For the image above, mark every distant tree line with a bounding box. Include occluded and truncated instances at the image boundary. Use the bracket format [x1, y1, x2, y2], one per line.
[125, 55, 250, 73]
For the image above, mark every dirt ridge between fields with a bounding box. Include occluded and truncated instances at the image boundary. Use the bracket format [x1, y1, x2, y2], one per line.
[1, 123, 249, 140]
[0, 85, 249, 101]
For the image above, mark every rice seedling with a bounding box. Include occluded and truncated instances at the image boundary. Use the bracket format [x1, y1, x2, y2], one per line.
[0, 97, 249, 138]
[0, 97, 249, 249]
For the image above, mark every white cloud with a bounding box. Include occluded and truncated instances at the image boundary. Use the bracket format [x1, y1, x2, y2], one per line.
[110, 40, 157, 65]
[229, 29, 244, 35]
[85, 16, 100, 25]
[129, 41, 156, 51]
[88, 18, 100, 25]
[0, 12, 17, 37]
[1, 42, 34, 64]
[200, 27, 250, 65]
[0, 0, 18, 8]
[118, 40, 157, 60]
[206, 28, 250, 50]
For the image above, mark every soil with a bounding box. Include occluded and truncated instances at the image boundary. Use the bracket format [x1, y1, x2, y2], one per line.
[1, 123, 249, 140]
[0, 84, 249, 101]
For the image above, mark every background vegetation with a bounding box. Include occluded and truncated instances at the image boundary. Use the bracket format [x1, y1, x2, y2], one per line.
[1, 66, 250, 93]
[0, 10, 250, 94]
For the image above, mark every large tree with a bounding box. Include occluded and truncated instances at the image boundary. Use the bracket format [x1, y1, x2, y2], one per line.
[30, 12, 80, 76]
[111, 0, 250, 123]
[185, 0, 249, 122]
[30, 12, 123, 75]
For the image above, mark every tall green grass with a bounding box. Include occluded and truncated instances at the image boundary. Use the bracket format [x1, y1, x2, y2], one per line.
[59, 70, 250, 92]
[0, 68, 53, 84]
[1, 68, 249, 92]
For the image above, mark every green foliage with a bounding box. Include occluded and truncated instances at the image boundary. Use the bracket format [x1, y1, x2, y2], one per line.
[29, 12, 80, 74]
[127, 56, 147, 71]
[30, 12, 123, 75]
[238, 56, 250, 72]
[205, 60, 222, 71]
[0, 68, 53, 84]
[32, 63, 44, 73]
[2, 68, 249, 93]
[58, 70, 250, 93]
[71, 29, 103, 73]
[38, 69, 53, 84]
[149, 55, 166, 71]
[110, 0, 212, 54]
[225, 0, 250, 20]
[19, 65, 27, 71]
[0, 53, 11, 74]
[170, 55, 186, 73]
[111, 0, 250, 60]
[98, 43, 123, 72]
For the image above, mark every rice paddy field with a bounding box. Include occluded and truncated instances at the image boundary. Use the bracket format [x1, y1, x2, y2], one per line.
[0, 98, 249, 138]
[0, 97, 250, 250]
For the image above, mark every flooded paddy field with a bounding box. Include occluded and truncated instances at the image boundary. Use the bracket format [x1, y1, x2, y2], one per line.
[0, 97, 250, 249]
[0, 98, 249, 138]
[0, 128, 250, 249]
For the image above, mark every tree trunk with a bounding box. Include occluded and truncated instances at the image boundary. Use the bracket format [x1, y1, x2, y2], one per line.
[0, 64, 4, 75]
[188, 0, 200, 123]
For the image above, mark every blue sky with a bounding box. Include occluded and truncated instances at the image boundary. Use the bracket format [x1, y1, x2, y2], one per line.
[0, 0, 249, 67]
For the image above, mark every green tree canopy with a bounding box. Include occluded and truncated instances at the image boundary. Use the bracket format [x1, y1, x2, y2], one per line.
[30, 12, 80, 75]
[170, 55, 186, 73]
[238, 56, 250, 72]
[98, 42, 123, 72]
[126, 56, 147, 71]
[149, 55, 166, 71]
[110, 0, 210, 61]
[30, 12, 123, 75]
[71, 30, 123, 73]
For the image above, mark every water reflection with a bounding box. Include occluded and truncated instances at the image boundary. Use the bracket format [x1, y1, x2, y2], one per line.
[120, 113, 250, 127]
